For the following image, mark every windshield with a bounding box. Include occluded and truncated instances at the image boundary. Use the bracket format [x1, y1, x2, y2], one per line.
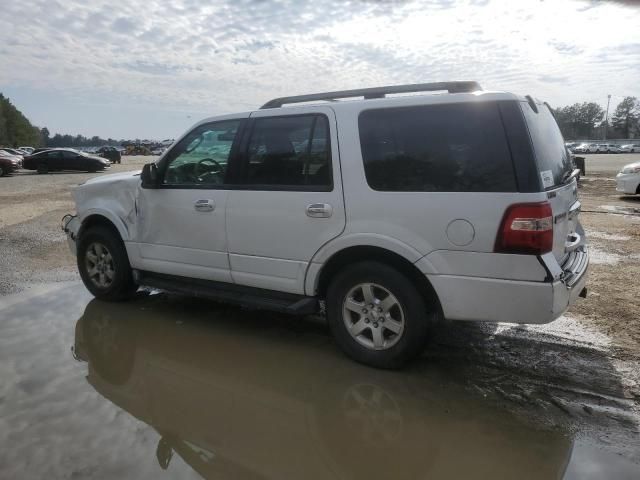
[521, 102, 572, 190]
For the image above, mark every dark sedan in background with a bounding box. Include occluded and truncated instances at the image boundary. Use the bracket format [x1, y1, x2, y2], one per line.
[96, 146, 122, 164]
[23, 149, 110, 173]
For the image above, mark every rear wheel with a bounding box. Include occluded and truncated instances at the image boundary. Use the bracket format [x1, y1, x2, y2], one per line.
[37, 163, 48, 174]
[326, 261, 433, 369]
[0, 166, 4, 177]
[77, 226, 137, 301]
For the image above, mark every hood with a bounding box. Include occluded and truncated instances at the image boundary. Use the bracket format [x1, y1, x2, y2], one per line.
[81, 169, 141, 186]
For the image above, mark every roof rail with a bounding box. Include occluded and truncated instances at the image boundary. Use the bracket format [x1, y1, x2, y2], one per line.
[260, 81, 482, 109]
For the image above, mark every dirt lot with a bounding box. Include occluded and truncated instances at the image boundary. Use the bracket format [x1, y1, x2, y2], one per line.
[1, 153, 639, 477]
[0, 156, 150, 294]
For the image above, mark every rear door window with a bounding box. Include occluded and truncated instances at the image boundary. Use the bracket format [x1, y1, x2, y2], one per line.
[241, 114, 332, 190]
[520, 102, 572, 190]
[358, 102, 516, 192]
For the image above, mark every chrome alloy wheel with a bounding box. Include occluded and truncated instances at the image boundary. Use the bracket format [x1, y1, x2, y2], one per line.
[342, 283, 405, 350]
[85, 242, 115, 288]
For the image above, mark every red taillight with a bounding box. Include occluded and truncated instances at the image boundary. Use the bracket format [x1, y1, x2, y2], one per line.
[495, 202, 553, 255]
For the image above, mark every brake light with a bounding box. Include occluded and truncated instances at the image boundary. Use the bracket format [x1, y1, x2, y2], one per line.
[495, 202, 553, 255]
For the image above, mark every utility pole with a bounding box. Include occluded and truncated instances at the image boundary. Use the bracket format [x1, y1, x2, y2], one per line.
[603, 94, 611, 140]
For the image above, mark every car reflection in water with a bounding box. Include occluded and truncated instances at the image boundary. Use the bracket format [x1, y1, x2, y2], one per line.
[73, 295, 572, 480]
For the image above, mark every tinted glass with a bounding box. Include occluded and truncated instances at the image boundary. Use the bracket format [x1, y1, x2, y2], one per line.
[163, 120, 240, 186]
[243, 114, 331, 189]
[520, 102, 572, 190]
[359, 102, 516, 192]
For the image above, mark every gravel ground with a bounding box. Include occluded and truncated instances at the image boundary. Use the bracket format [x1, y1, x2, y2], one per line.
[0, 156, 152, 294]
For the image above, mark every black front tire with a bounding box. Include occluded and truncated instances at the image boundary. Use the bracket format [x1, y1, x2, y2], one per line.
[326, 261, 432, 369]
[77, 225, 137, 301]
[37, 163, 48, 174]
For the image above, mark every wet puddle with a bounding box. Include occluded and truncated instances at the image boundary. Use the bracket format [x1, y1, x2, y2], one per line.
[0, 283, 638, 479]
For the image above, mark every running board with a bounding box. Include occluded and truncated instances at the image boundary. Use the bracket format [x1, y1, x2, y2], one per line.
[137, 271, 319, 315]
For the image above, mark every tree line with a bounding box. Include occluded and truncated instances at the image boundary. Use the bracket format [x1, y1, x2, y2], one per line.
[0, 94, 42, 147]
[2, 91, 639, 150]
[40, 128, 122, 148]
[553, 96, 639, 140]
[0, 93, 132, 148]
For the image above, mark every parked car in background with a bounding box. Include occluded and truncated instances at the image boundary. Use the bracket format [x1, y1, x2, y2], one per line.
[595, 144, 620, 153]
[23, 148, 110, 173]
[0, 149, 23, 168]
[150, 147, 165, 155]
[63, 81, 588, 368]
[616, 162, 640, 195]
[584, 144, 600, 153]
[19, 146, 34, 155]
[0, 151, 20, 176]
[96, 146, 122, 164]
[1, 148, 25, 158]
[565, 142, 580, 152]
[573, 143, 589, 153]
[618, 144, 640, 153]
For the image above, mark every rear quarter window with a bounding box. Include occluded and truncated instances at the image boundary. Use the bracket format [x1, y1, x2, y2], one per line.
[520, 102, 572, 189]
[358, 102, 516, 192]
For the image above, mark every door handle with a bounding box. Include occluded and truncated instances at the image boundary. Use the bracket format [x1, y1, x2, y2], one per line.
[194, 199, 215, 212]
[306, 203, 332, 218]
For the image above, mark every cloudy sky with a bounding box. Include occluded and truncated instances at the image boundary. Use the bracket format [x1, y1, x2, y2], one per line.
[0, 0, 638, 139]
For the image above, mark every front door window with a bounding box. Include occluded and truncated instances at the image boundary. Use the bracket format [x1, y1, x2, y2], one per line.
[163, 120, 241, 186]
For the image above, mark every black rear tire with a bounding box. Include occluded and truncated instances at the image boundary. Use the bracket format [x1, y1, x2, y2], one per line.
[326, 261, 433, 369]
[77, 225, 137, 301]
[37, 163, 48, 174]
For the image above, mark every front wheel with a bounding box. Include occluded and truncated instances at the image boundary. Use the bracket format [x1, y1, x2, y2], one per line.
[326, 261, 433, 369]
[77, 225, 137, 301]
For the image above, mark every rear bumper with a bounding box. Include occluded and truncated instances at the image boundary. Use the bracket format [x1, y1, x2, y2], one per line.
[427, 247, 589, 324]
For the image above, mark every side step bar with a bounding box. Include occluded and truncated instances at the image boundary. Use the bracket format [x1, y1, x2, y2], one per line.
[137, 271, 319, 315]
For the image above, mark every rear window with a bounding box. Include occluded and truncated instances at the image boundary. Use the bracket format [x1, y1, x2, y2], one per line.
[520, 102, 572, 190]
[358, 102, 516, 192]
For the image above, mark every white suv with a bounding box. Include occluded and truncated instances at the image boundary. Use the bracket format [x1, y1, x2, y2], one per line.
[64, 82, 589, 368]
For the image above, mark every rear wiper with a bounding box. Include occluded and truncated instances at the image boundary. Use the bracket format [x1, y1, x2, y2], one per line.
[562, 168, 581, 185]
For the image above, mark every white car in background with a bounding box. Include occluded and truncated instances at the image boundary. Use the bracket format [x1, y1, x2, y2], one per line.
[618, 144, 640, 153]
[573, 143, 590, 153]
[595, 144, 620, 154]
[616, 162, 640, 195]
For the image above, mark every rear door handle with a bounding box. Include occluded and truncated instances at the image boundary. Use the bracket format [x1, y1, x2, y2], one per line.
[306, 203, 332, 218]
[194, 199, 215, 212]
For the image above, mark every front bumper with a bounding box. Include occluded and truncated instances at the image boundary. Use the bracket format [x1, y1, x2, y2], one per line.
[427, 247, 589, 325]
[62, 214, 81, 256]
[616, 173, 640, 194]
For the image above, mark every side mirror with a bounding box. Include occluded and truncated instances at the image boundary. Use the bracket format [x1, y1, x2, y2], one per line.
[141, 162, 159, 188]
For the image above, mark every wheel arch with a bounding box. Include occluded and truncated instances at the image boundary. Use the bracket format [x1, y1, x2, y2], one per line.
[79, 211, 128, 242]
[312, 245, 442, 315]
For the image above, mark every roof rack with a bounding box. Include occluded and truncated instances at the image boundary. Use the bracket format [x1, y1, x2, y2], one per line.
[260, 81, 482, 109]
